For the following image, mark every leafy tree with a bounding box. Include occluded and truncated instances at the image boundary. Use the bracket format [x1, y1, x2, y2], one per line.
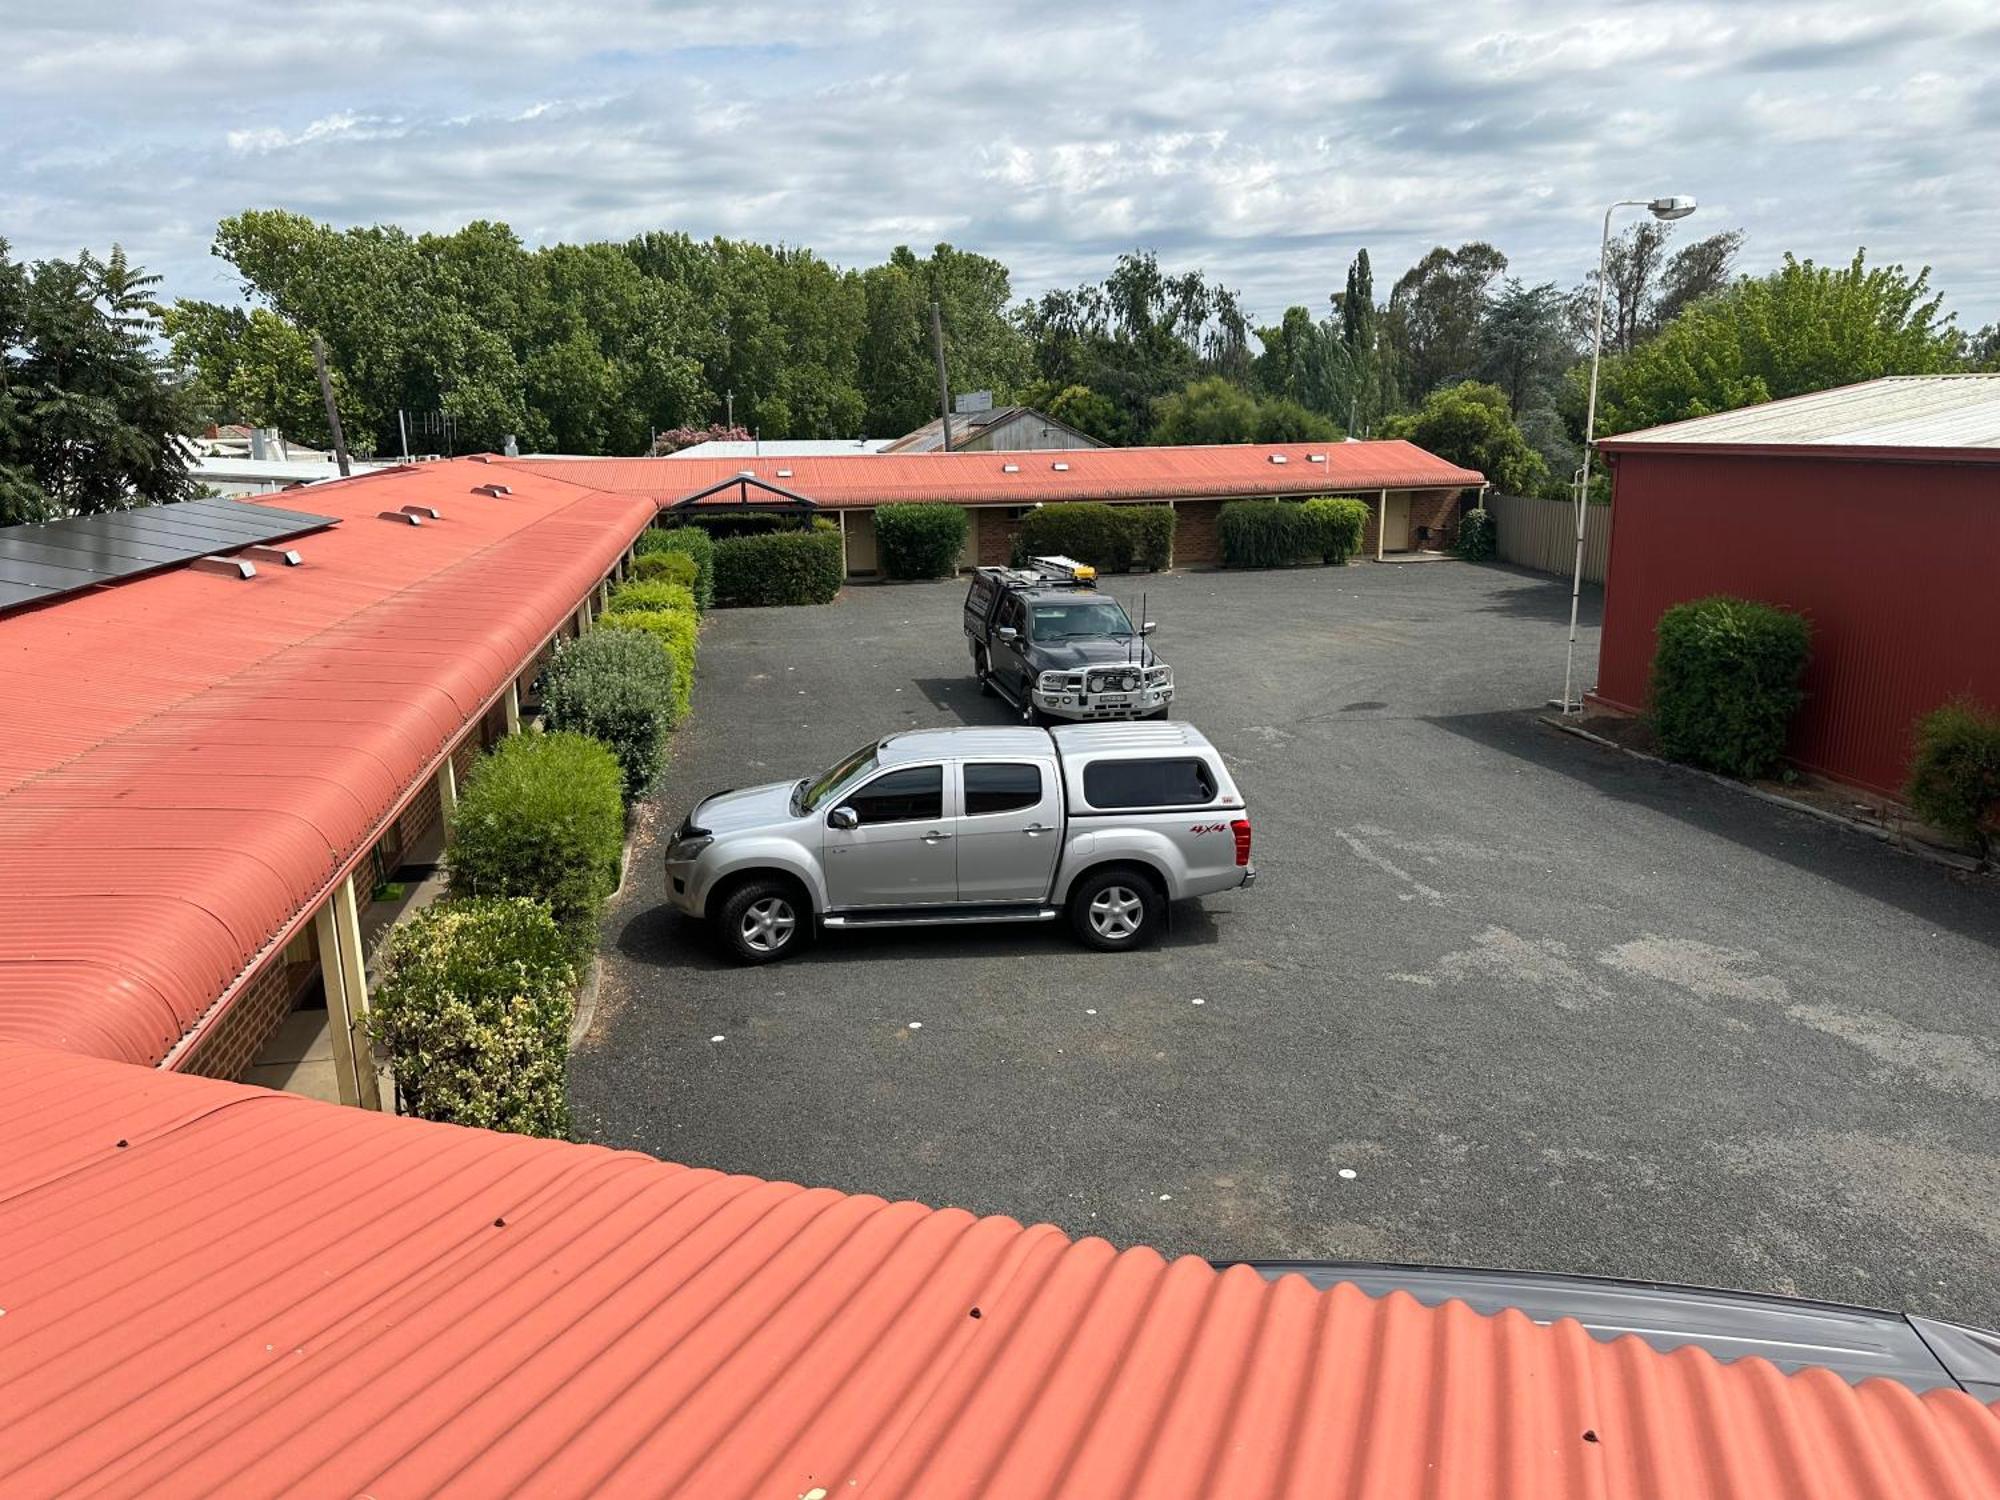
[1572, 224, 1745, 354]
[1332, 248, 1393, 433]
[165, 302, 333, 443]
[1653, 231, 1746, 329]
[858, 244, 1027, 436]
[1039, 383, 1121, 443]
[1378, 381, 1546, 494]
[1477, 279, 1569, 414]
[1595, 250, 1961, 435]
[1252, 305, 1335, 411]
[1151, 376, 1337, 444]
[1963, 324, 2000, 371]
[1, 240, 193, 525]
[1384, 242, 1508, 400]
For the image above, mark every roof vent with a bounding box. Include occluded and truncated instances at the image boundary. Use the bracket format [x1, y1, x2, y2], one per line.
[380, 510, 424, 526]
[400, 504, 442, 521]
[1051, 461, 1070, 472]
[737, 469, 756, 478]
[1002, 462, 1020, 473]
[1307, 453, 1327, 463]
[242, 544, 303, 567]
[190, 555, 257, 580]
[775, 468, 793, 478]
[1268, 453, 1288, 464]
[472, 482, 512, 497]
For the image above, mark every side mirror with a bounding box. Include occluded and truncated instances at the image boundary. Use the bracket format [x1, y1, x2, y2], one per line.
[997, 626, 1019, 642]
[827, 806, 859, 831]
[1141, 620, 1157, 635]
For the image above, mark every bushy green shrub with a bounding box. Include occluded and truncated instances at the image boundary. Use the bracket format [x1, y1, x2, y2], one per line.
[1456, 507, 1497, 561]
[541, 630, 678, 794]
[1649, 596, 1810, 778]
[1906, 697, 2000, 856]
[632, 550, 699, 589]
[1301, 497, 1371, 564]
[712, 529, 843, 607]
[874, 503, 968, 579]
[601, 608, 697, 724]
[606, 578, 697, 618]
[448, 731, 625, 946]
[1121, 506, 1176, 570]
[1219, 500, 1317, 568]
[634, 526, 714, 611]
[368, 897, 574, 1137]
[1016, 503, 1129, 571]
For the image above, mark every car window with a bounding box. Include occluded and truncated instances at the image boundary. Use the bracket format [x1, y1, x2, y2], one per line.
[966, 576, 992, 612]
[1029, 600, 1135, 639]
[1001, 596, 1025, 633]
[1081, 757, 1216, 809]
[803, 742, 878, 811]
[842, 765, 943, 825]
[963, 762, 1043, 816]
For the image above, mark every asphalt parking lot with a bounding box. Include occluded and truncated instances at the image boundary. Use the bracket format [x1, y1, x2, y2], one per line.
[572, 561, 2000, 1327]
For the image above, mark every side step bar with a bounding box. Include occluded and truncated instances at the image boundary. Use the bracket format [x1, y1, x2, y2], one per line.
[824, 904, 1058, 930]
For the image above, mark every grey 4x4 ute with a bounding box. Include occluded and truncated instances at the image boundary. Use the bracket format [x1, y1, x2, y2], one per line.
[665, 721, 1252, 963]
[964, 557, 1172, 722]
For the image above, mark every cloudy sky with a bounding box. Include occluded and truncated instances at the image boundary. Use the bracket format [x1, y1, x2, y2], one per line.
[4, 1, 1996, 327]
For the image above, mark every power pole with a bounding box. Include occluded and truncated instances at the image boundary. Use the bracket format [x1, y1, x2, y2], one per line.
[931, 300, 954, 452]
[313, 334, 352, 477]
[725, 389, 734, 430]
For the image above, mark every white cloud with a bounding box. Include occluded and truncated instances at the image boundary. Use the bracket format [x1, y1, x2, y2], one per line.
[0, 0, 1994, 324]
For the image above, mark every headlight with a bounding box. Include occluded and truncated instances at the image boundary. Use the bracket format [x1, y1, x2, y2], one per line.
[1037, 671, 1065, 692]
[667, 834, 712, 862]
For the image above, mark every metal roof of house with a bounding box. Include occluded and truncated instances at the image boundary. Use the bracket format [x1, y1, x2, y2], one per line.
[2, 1039, 1995, 1500]
[506, 441, 1483, 508]
[0, 458, 653, 1067]
[1599, 375, 2000, 460]
[881, 405, 1107, 454]
[665, 438, 895, 459]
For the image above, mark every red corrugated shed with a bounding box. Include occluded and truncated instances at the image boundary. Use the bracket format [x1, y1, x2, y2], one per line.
[1591, 448, 2000, 795]
[508, 440, 1484, 507]
[0, 1040, 1994, 1499]
[0, 459, 654, 1066]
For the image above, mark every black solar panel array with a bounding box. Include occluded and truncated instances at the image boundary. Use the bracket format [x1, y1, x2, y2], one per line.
[0, 497, 340, 614]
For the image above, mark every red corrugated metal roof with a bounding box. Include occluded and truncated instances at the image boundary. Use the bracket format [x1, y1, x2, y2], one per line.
[506, 440, 1484, 508]
[0, 460, 654, 1066]
[0, 1040, 1994, 1499]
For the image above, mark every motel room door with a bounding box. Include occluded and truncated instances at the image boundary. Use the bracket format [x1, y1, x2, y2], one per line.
[1381, 492, 1412, 552]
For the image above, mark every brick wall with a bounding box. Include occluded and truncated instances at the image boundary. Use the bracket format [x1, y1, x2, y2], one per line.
[1411, 489, 1464, 550]
[1174, 502, 1222, 566]
[976, 508, 1019, 566]
[179, 939, 318, 1082]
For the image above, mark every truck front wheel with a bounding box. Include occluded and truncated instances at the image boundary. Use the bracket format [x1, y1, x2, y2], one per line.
[1067, 868, 1164, 952]
[715, 878, 809, 964]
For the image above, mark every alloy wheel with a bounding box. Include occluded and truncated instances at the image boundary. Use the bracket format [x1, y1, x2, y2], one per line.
[1088, 885, 1144, 940]
[740, 896, 796, 953]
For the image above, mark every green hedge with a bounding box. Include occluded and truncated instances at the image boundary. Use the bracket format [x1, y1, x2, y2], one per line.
[1456, 507, 1497, 561]
[600, 608, 697, 725]
[448, 731, 625, 947]
[606, 578, 697, 618]
[1301, 497, 1371, 564]
[1013, 503, 1177, 573]
[875, 504, 967, 579]
[1219, 500, 1315, 567]
[1906, 697, 2000, 856]
[368, 897, 574, 1137]
[712, 529, 843, 607]
[541, 630, 679, 794]
[632, 550, 698, 589]
[1650, 596, 1810, 778]
[634, 526, 714, 610]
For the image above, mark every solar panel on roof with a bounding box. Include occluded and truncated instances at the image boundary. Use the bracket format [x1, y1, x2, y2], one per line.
[0, 497, 339, 614]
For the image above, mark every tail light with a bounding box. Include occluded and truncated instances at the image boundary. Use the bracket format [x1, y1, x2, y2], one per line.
[1231, 818, 1252, 867]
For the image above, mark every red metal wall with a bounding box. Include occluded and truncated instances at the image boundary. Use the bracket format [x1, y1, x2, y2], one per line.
[1594, 451, 2000, 796]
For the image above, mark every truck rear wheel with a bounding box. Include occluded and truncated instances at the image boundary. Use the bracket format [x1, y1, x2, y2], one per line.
[715, 878, 809, 965]
[1067, 868, 1163, 952]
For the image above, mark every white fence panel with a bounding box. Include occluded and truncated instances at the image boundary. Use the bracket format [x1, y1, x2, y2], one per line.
[1485, 492, 1611, 585]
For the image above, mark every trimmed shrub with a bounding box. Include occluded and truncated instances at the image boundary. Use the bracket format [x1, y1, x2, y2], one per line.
[541, 629, 678, 794]
[368, 897, 574, 1137]
[448, 731, 625, 946]
[635, 526, 714, 610]
[1122, 506, 1176, 571]
[1906, 697, 2000, 856]
[1456, 506, 1497, 561]
[1301, 497, 1371, 564]
[1219, 499, 1317, 568]
[600, 608, 698, 724]
[1649, 596, 1810, 778]
[606, 578, 697, 618]
[875, 503, 968, 579]
[632, 550, 699, 589]
[712, 529, 843, 607]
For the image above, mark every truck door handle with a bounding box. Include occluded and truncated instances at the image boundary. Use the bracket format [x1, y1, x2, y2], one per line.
[1023, 824, 1052, 836]
[923, 830, 952, 844]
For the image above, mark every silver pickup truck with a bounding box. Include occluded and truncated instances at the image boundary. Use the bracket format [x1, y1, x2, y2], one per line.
[664, 721, 1254, 963]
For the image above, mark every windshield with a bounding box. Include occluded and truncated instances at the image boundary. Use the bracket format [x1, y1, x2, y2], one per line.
[800, 741, 879, 812]
[1028, 600, 1135, 640]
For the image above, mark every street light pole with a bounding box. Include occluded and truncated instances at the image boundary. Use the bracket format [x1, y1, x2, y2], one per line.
[1560, 194, 1696, 714]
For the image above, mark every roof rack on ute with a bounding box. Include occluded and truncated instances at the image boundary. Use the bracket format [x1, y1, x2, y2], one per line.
[1026, 555, 1097, 586]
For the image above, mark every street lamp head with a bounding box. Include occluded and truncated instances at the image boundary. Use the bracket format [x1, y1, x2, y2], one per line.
[1648, 195, 1698, 220]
